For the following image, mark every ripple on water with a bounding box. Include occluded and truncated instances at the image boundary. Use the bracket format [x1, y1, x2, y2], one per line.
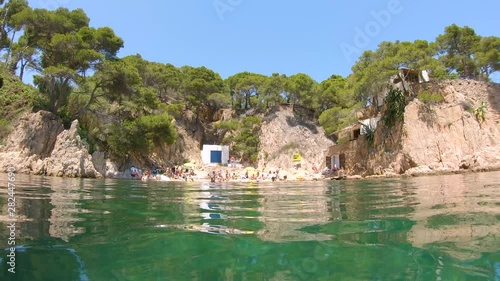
[1, 172, 500, 280]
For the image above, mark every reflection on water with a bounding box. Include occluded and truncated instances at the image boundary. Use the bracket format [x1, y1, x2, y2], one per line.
[407, 173, 500, 261]
[0, 171, 499, 280]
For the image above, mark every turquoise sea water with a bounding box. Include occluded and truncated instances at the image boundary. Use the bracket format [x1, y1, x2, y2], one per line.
[0, 171, 499, 281]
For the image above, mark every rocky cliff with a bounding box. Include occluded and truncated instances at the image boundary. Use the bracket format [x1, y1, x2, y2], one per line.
[340, 80, 500, 176]
[6, 79, 495, 180]
[0, 111, 100, 177]
[0, 105, 333, 178]
[258, 105, 334, 171]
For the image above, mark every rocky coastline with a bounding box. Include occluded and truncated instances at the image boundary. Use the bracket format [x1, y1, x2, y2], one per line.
[1, 80, 499, 181]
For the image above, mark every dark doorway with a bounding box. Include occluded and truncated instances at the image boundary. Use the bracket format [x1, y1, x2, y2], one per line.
[339, 153, 346, 168]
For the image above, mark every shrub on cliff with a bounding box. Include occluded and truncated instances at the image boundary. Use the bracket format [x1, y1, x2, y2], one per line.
[221, 116, 262, 164]
[0, 66, 45, 141]
[418, 90, 445, 104]
[107, 113, 177, 157]
[383, 87, 406, 128]
[473, 101, 488, 125]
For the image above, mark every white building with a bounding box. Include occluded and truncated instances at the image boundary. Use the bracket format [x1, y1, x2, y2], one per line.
[201, 145, 230, 165]
[359, 116, 381, 135]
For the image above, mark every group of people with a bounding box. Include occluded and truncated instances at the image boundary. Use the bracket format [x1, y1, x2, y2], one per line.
[130, 165, 196, 182]
[130, 162, 340, 183]
[207, 168, 288, 182]
[209, 170, 237, 182]
[160, 166, 195, 181]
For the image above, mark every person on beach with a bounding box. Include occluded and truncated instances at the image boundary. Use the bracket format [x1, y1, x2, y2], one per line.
[130, 166, 140, 178]
[210, 171, 216, 182]
[312, 164, 318, 173]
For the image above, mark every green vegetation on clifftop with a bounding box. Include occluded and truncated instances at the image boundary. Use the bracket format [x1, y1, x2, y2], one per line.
[0, 0, 499, 164]
[0, 65, 43, 141]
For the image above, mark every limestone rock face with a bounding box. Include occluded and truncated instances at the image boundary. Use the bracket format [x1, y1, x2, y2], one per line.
[166, 124, 203, 165]
[0, 111, 101, 177]
[398, 81, 500, 173]
[346, 80, 500, 176]
[91, 151, 131, 178]
[0, 111, 63, 173]
[8, 110, 64, 157]
[258, 105, 334, 171]
[43, 120, 101, 178]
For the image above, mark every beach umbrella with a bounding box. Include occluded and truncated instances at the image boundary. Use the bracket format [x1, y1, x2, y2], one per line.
[243, 167, 258, 177]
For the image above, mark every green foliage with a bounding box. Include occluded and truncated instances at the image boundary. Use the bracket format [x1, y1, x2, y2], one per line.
[417, 90, 445, 104]
[161, 103, 184, 118]
[351, 40, 447, 106]
[472, 101, 488, 125]
[317, 75, 351, 111]
[362, 123, 376, 147]
[0, 117, 8, 141]
[0, 0, 30, 50]
[285, 73, 318, 108]
[207, 92, 232, 109]
[6, 6, 124, 114]
[214, 119, 239, 131]
[436, 24, 480, 78]
[475, 36, 500, 80]
[0, 66, 42, 139]
[261, 73, 286, 108]
[77, 125, 96, 154]
[434, 24, 500, 80]
[136, 113, 178, 146]
[336, 137, 349, 145]
[318, 106, 357, 135]
[226, 71, 267, 110]
[227, 116, 262, 164]
[107, 113, 177, 157]
[2, 3, 500, 165]
[181, 66, 225, 107]
[383, 88, 406, 127]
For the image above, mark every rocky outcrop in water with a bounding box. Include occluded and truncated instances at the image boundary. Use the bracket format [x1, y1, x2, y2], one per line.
[43, 120, 100, 177]
[0, 110, 63, 174]
[0, 110, 101, 177]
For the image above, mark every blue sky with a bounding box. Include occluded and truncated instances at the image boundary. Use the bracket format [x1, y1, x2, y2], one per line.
[28, 0, 500, 82]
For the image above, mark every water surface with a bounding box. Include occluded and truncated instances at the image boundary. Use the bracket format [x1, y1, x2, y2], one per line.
[0, 171, 499, 280]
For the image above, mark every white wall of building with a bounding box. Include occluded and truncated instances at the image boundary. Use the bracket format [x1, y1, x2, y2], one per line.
[330, 154, 340, 169]
[360, 116, 381, 135]
[201, 145, 230, 165]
